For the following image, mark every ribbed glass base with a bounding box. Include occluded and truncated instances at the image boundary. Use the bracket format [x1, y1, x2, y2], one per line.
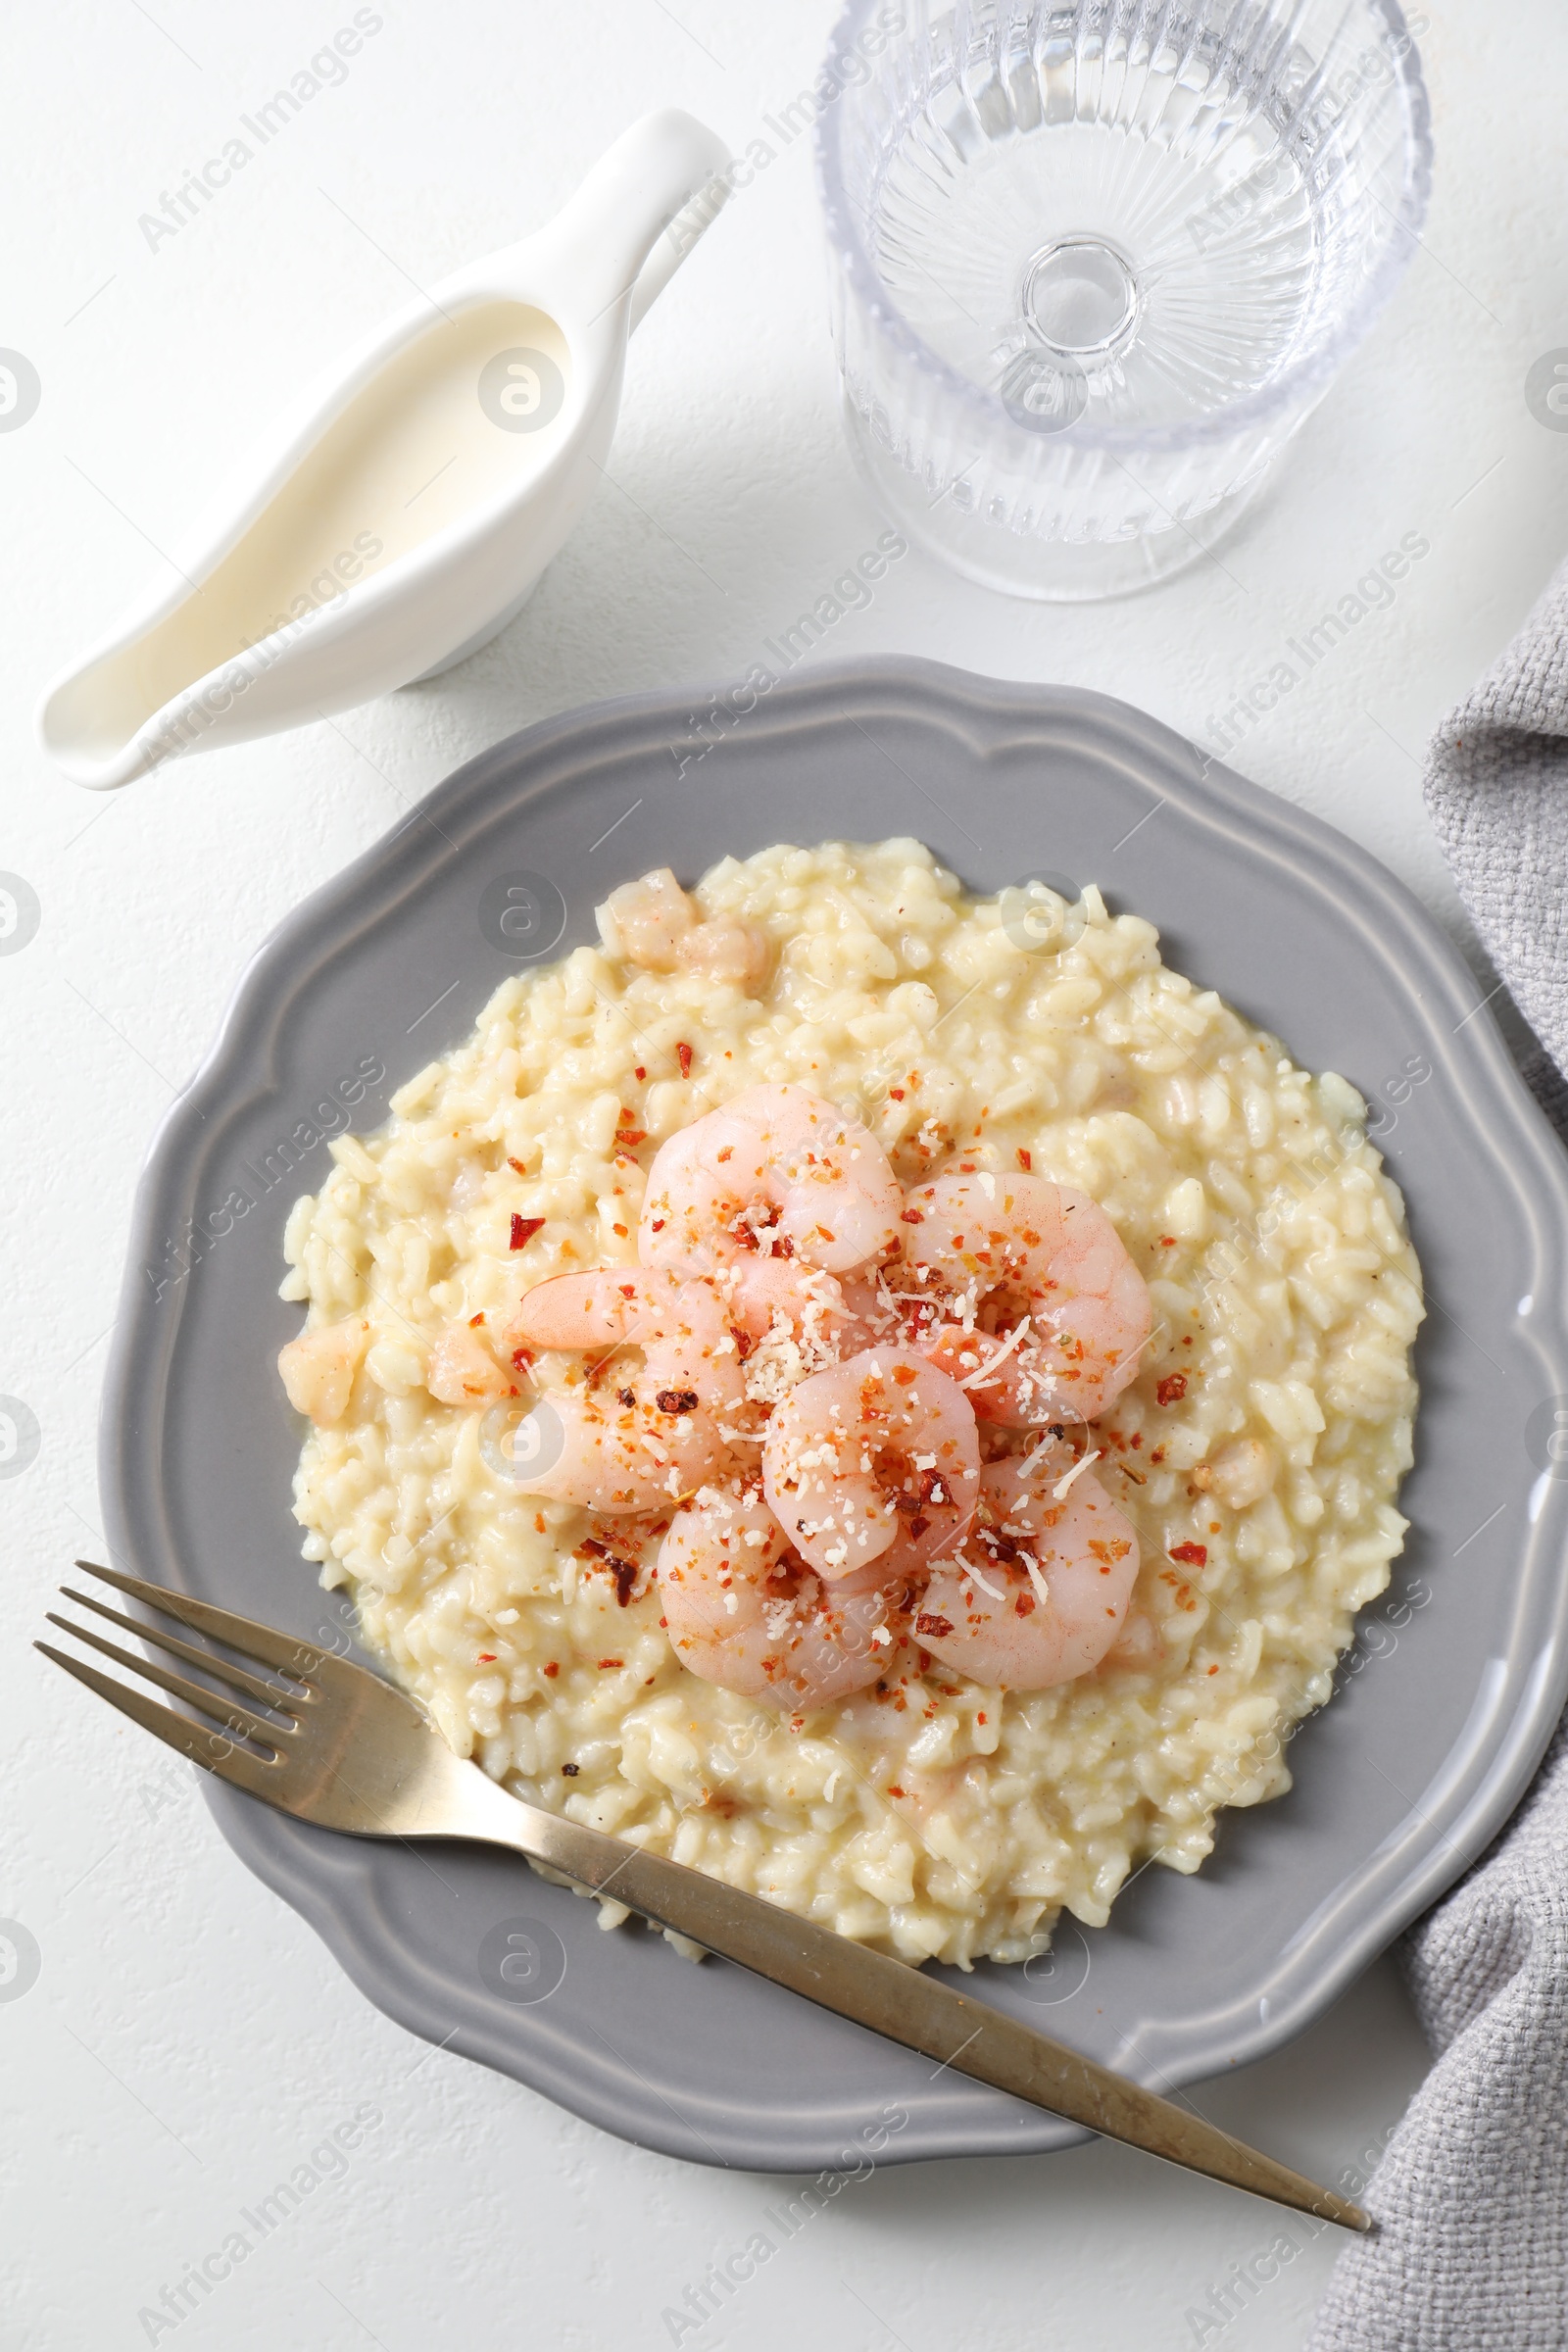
[845, 399, 1267, 603]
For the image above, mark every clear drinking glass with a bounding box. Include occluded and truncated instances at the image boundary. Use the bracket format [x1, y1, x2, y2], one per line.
[815, 0, 1433, 600]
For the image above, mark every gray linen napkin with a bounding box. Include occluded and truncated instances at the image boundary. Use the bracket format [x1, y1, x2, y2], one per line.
[1310, 558, 1568, 2350]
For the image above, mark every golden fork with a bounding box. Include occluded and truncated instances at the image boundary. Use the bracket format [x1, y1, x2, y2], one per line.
[38, 1559, 1369, 2232]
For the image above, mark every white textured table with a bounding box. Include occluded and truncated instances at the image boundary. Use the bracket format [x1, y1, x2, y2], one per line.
[7, 3, 1565, 2345]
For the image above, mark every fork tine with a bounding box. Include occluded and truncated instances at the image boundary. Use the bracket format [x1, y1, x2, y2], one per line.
[74, 1559, 331, 1678]
[59, 1587, 296, 1708]
[34, 1642, 281, 1798]
[43, 1613, 288, 1751]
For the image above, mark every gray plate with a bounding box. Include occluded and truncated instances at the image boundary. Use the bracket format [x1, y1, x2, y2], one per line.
[102, 658, 1568, 2170]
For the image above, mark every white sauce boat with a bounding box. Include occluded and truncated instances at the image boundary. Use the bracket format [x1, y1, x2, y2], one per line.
[39, 109, 730, 790]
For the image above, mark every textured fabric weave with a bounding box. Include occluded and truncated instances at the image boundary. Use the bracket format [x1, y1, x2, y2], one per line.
[1311, 558, 1568, 2350]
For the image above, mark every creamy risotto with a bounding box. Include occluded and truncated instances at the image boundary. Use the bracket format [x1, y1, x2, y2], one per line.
[278, 840, 1422, 1969]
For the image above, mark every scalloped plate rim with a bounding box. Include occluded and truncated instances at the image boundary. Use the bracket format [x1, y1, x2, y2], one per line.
[99, 656, 1568, 2167]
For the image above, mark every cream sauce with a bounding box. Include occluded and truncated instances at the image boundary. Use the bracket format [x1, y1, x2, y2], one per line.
[82, 299, 571, 754]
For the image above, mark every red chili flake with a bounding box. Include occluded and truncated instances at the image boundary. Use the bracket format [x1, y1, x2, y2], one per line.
[657, 1388, 698, 1414]
[1156, 1373, 1188, 1406]
[468, 1312, 485, 1327]
[597, 1658, 623, 1670]
[615, 1128, 647, 1150]
[915, 1612, 954, 1639]
[1016, 1148, 1032, 1171]
[476, 1652, 496, 1662]
[1208, 1521, 1221, 1535]
[889, 1087, 906, 1102]
[562, 1762, 579, 1776]
[1170, 1542, 1208, 1567]
[542, 1661, 559, 1678]
[612, 1222, 628, 1238]
[887, 1785, 906, 1799]
[1207, 1664, 1219, 1676]
[976, 1711, 988, 1725]
[512, 1347, 534, 1372]
[676, 1042, 693, 1078]
[651, 1217, 665, 1231]
[617, 1387, 636, 1407]
[511, 1214, 545, 1250]
[634, 1065, 646, 1080]
[729, 1325, 755, 1359]
[900, 1207, 923, 1225]
[1158, 1235, 1178, 1249]
[583, 1539, 638, 1604]
[507, 1155, 527, 1174]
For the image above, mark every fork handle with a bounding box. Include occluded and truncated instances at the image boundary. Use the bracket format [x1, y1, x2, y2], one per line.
[457, 1775, 1368, 2230]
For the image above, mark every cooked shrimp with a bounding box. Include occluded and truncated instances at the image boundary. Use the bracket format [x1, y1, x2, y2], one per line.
[761, 1347, 979, 1582]
[658, 1485, 897, 1706]
[722, 1256, 880, 1378]
[277, 1316, 370, 1426]
[599, 868, 694, 971]
[722, 1255, 850, 1347]
[676, 918, 770, 988]
[913, 1446, 1140, 1689]
[425, 1323, 514, 1407]
[600, 867, 769, 989]
[897, 1170, 1152, 1424]
[506, 1269, 745, 1512]
[640, 1084, 901, 1278]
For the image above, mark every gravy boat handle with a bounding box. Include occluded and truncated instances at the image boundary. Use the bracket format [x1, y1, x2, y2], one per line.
[531, 107, 732, 334]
